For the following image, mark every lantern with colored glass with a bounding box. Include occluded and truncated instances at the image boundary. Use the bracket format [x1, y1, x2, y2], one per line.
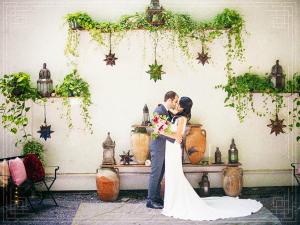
[214, 147, 222, 164]
[228, 139, 239, 164]
[37, 63, 53, 97]
[142, 104, 151, 126]
[269, 60, 285, 90]
[102, 132, 116, 165]
[146, 0, 164, 26]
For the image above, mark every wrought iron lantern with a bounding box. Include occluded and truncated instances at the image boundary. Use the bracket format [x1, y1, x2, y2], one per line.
[228, 138, 239, 164]
[146, 0, 165, 26]
[102, 132, 116, 165]
[214, 147, 223, 164]
[269, 60, 285, 89]
[199, 172, 210, 197]
[37, 63, 53, 97]
[142, 104, 151, 126]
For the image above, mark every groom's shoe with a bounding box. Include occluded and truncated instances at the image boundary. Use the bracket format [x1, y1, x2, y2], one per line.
[146, 199, 163, 209]
[155, 199, 164, 206]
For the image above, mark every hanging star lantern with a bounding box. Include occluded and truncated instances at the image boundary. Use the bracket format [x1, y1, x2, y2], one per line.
[119, 150, 134, 165]
[196, 47, 210, 66]
[267, 114, 286, 136]
[146, 60, 165, 82]
[37, 124, 54, 141]
[104, 51, 118, 66]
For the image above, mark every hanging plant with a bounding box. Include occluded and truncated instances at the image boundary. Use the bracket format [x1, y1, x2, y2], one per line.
[0, 72, 40, 145]
[64, 8, 246, 76]
[55, 69, 93, 133]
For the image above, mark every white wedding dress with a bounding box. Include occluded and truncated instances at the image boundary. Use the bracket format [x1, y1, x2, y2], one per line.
[162, 120, 263, 221]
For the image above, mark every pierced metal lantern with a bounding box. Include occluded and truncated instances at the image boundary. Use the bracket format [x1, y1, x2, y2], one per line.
[102, 132, 116, 165]
[214, 147, 222, 164]
[37, 63, 53, 97]
[199, 172, 210, 197]
[142, 104, 151, 126]
[146, 0, 165, 26]
[269, 60, 285, 89]
[228, 138, 239, 164]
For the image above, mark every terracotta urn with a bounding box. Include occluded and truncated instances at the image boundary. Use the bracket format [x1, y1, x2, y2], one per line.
[222, 166, 243, 197]
[185, 125, 206, 164]
[131, 131, 150, 164]
[96, 167, 120, 201]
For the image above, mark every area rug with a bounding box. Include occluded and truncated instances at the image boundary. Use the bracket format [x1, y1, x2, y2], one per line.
[72, 202, 281, 225]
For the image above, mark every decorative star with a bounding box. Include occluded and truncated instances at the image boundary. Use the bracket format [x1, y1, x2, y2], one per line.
[119, 150, 134, 165]
[146, 60, 165, 82]
[37, 124, 54, 141]
[267, 114, 286, 136]
[196, 48, 210, 66]
[104, 51, 118, 66]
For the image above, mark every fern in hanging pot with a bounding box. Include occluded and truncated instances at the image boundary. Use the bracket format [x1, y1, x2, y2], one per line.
[0, 72, 40, 145]
[55, 69, 93, 133]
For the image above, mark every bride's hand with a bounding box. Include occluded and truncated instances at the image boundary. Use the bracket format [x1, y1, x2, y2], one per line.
[176, 135, 182, 144]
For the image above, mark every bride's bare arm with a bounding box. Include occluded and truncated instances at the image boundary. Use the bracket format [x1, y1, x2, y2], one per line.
[161, 117, 187, 143]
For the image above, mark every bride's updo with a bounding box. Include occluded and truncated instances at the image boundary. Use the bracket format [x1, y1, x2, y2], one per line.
[173, 97, 193, 122]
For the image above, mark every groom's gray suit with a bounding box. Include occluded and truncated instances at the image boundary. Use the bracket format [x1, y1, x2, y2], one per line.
[147, 104, 173, 202]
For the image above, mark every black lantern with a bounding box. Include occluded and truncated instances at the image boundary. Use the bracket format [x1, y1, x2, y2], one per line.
[269, 60, 285, 89]
[37, 63, 53, 97]
[146, 0, 165, 26]
[142, 104, 151, 126]
[102, 132, 116, 165]
[228, 139, 239, 164]
[199, 172, 210, 197]
[214, 147, 223, 164]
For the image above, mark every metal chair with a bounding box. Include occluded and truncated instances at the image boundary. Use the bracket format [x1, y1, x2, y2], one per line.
[291, 163, 300, 185]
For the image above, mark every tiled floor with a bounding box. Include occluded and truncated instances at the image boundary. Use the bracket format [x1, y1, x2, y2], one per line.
[0, 186, 299, 225]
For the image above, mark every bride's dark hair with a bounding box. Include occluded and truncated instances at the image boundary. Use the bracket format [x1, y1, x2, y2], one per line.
[173, 97, 193, 122]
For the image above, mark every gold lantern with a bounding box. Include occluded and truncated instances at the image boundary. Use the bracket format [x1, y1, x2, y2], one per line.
[102, 132, 116, 165]
[146, 0, 165, 26]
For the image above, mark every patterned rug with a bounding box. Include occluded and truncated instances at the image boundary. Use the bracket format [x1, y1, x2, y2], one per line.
[72, 202, 281, 225]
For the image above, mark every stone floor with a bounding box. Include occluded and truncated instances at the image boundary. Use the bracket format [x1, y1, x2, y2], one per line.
[0, 186, 299, 225]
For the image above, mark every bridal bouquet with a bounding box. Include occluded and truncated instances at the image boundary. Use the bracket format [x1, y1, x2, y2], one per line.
[151, 113, 171, 139]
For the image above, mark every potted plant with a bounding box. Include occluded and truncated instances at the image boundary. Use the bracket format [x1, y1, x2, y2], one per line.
[22, 139, 45, 166]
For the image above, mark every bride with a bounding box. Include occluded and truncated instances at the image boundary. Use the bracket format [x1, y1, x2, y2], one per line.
[160, 96, 263, 221]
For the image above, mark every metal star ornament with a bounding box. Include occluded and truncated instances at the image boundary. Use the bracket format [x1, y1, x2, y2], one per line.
[104, 51, 118, 66]
[146, 60, 165, 82]
[196, 47, 210, 66]
[37, 124, 54, 141]
[267, 114, 286, 136]
[119, 150, 134, 165]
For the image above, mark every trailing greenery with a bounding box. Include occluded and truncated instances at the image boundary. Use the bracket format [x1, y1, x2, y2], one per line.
[55, 69, 92, 133]
[22, 139, 45, 165]
[64, 8, 245, 77]
[0, 72, 40, 145]
[216, 72, 300, 140]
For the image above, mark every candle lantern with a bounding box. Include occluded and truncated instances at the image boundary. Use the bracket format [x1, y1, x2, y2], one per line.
[199, 172, 210, 197]
[269, 60, 285, 89]
[146, 0, 165, 26]
[37, 63, 53, 97]
[228, 139, 239, 164]
[102, 132, 116, 165]
[142, 104, 151, 126]
[214, 147, 222, 164]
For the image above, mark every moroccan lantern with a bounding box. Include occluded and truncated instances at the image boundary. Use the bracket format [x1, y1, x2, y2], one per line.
[269, 60, 285, 89]
[102, 132, 116, 165]
[37, 63, 53, 97]
[142, 104, 151, 126]
[199, 172, 210, 197]
[146, 0, 165, 26]
[228, 139, 239, 164]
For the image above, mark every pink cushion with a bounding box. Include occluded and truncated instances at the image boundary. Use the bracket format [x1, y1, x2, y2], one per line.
[0, 160, 10, 187]
[9, 157, 27, 186]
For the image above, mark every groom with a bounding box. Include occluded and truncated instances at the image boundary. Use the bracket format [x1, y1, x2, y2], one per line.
[146, 91, 179, 209]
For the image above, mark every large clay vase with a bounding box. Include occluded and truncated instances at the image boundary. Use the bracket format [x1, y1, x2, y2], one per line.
[96, 168, 120, 201]
[222, 167, 243, 197]
[185, 125, 206, 164]
[131, 132, 150, 164]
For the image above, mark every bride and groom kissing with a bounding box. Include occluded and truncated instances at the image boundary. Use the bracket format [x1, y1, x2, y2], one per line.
[146, 91, 263, 221]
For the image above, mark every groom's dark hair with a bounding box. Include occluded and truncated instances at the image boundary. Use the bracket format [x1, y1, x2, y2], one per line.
[164, 91, 177, 102]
